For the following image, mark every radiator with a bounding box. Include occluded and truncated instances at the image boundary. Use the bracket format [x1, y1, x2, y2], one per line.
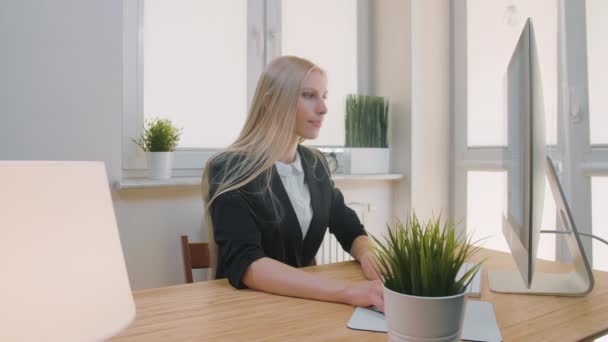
[315, 202, 368, 265]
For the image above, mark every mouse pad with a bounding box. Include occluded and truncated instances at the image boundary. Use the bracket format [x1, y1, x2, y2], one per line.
[347, 300, 502, 342]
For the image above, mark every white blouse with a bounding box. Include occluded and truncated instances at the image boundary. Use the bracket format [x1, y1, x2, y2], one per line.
[274, 152, 313, 239]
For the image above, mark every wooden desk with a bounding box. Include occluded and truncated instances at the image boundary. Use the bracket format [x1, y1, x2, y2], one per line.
[112, 249, 608, 341]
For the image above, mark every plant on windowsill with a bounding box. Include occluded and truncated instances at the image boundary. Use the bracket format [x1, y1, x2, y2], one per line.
[370, 213, 484, 342]
[132, 118, 182, 180]
[344, 94, 389, 174]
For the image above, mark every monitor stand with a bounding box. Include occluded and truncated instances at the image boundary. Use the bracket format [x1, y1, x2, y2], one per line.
[489, 157, 595, 296]
[489, 235, 594, 296]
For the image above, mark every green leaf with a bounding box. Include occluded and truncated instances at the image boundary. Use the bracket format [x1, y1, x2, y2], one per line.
[344, 94, 389, 148]
[370, 212, 485, 297]
[132, 118, 182, 152]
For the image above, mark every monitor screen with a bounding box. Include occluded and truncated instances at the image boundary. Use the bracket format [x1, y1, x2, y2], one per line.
[503, 18, 546, 288]
[490, 18, 594, 296]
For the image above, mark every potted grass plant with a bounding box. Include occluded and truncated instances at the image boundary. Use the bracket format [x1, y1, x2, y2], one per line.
[132, 118, 182, 180]
[370, 214, 483, 342]
[344, 94, 389, 174]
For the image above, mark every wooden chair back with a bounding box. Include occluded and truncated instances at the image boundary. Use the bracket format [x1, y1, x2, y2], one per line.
[180, 235, 210, 283]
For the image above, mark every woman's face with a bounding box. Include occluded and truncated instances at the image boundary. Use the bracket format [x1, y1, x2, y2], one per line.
[295, 70, 328, 140]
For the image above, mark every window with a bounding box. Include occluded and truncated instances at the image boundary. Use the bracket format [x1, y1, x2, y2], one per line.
[586, 0, 608, 271]
[455, 0, 608, 267]
[587, 0, 608, 145]
[143, 0, 248, 149]
[123, 0, 368, 177]
[466, 171, 556, 260]
[466, 171, 509, 252]
[453, 0, 558, 259]
[592, 177, 608, 271]
[466, 0, 558, 146]
[281, 0, 358, 146]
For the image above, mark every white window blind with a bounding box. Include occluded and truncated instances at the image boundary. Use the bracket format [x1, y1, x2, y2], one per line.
[466, 171, 556, 260]
[466, 0, 557, 146]
[143, 0, 248, 148]
[592, 177, 608, 271]
[586, 0, 608, 145]
[466, 171, 509, 252]
[280, 0, 358, 146]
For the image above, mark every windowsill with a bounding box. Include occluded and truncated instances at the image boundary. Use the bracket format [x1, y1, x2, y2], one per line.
[115, 173, 404, 190]
[116, 177, 203, 189]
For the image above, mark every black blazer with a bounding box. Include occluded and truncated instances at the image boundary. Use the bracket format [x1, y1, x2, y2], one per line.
[209, 145, 366, 289]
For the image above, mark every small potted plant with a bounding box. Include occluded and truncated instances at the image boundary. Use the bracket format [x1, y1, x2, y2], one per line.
[344, 94, 389, 174]
[370, 214, 483, 342]
[132, 118, 182, 180]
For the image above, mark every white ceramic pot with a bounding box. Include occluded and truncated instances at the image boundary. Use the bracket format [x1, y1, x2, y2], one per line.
[346, 148, 389, 174]
[146, 152, 174, 180]
[384, 285, 467, 342]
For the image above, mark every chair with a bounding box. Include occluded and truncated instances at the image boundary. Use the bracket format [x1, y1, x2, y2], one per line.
[180, 235, 210, 283]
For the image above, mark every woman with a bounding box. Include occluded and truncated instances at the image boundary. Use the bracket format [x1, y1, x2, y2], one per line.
[202, 56, 384, 311]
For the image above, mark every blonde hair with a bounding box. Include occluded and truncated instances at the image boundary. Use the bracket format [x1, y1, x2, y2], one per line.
[201, 56, 325, 275]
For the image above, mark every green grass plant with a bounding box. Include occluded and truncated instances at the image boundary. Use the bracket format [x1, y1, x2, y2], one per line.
[132, 118, 182, 152]
[370, 214, 484, 297]
[345, 94, 389, 148]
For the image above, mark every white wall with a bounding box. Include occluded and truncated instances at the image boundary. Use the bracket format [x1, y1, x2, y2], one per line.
[410, 0, 451, 219]
[334, 180, 395, 239]
[372, 0, 412, 222]
[113, 187, 209, 285]
[0, 0, 123, 180]
[0, 0, 205, 289]
[1, 0, 415, 289]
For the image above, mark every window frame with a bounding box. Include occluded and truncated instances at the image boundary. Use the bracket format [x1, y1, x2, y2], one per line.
[122, 0, 370, 179]
[557, 0, 608, 264]
[450, 0, 608, 264]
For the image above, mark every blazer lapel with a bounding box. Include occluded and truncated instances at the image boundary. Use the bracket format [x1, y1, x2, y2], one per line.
[269, 165, 304, 246]
[299, 147, 326, 261]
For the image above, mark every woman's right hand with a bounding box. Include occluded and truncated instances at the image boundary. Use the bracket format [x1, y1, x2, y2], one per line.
[343, 280, 384, 312]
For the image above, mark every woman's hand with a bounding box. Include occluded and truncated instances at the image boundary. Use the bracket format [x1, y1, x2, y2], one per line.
[358, 250, 381, 281]
[350, 235, 381, 280]
[343, 280, 384, 312]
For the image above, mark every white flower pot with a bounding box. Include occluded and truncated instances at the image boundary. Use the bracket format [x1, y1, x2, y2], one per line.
[346, 148, 389, 174]
[146, 152, 174, 180]
[384, 285, 467, 342]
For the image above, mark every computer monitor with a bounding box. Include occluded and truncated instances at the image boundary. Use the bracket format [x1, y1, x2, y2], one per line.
[487, 18, 594, 296]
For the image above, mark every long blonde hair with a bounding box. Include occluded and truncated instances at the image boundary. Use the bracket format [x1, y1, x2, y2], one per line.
[201, 56, 325, 275]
